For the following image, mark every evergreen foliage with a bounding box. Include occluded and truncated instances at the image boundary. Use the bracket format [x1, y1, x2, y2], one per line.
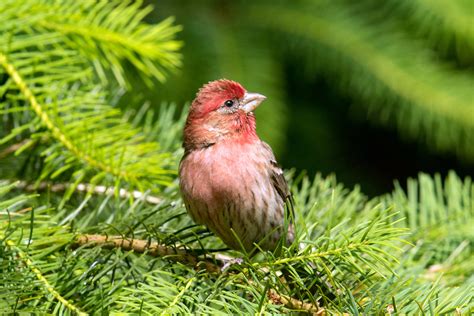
[0, 0, 182, 196]
[0, 1, 472, 314]
[1, 172, 472, 314]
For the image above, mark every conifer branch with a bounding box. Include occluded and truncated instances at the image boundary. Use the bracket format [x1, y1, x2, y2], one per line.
[74, 234, 221, 273]
[74, 234, 324, 314]
[4, 239, 87, 316]
[0, 53, 136, 181]
[267, 289, 324, 315]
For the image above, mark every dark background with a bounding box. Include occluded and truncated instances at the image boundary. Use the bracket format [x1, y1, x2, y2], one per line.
[281, 66, 473, 196]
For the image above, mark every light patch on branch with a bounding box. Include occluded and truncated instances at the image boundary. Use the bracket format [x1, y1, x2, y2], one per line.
[14, 181, 162, 204]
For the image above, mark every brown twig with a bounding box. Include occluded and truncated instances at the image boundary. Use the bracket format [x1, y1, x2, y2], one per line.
[74, 234, 324, 314]
[0, 139, 31, 159]
[74, 234, 220, 273]
[268, 289, 325, 315]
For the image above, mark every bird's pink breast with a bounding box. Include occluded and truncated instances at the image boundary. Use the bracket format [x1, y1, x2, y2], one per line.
[179, 139, 285, 251]
[180, 140, 269, 211]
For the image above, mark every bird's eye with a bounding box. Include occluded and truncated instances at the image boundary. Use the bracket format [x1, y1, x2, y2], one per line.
[224, 100, 234, 107]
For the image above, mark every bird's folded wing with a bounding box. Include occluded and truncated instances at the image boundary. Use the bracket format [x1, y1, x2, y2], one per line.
[262, 142, 295, 223]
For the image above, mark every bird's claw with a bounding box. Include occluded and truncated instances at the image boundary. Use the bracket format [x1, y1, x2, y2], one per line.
[221, 257, 244, 271]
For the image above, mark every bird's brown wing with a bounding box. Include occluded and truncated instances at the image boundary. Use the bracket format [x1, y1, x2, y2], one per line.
[262, 142, 295, 223]
[270, 159, 295, 223]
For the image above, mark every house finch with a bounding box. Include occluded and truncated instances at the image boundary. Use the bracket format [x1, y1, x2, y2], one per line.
[179, 79, 294, 253]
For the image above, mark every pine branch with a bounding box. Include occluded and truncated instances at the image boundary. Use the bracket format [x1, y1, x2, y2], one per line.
[267, 289, 324, 315]
[74, 234, 325, 314]
[0, 52, 173, 189]
[4, 240, 87, 316]
[0, 53, 129, 179]
[2, 0, 182, 87]
[74, 234, 221, 273]
[2, 172, 471, 313]
[0, 0, 183, 196]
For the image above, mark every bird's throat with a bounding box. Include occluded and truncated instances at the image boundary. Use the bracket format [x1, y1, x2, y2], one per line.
[232, 112, 257, 141]
[184, 112, 258, 152]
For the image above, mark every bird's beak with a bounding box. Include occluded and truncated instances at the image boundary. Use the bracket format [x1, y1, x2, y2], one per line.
[240, 92, 266, 113]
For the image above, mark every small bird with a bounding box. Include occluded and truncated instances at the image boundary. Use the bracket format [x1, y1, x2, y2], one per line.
[179, 79, 294, 253]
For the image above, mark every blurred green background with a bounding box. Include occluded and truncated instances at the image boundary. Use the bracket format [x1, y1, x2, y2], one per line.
[122, 0, 473, 196]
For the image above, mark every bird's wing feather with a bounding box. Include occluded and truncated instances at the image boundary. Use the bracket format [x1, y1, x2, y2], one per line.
[262, 142, 295, 223]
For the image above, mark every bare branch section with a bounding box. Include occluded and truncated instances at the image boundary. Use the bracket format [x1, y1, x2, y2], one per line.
[268, 289, 325, 315]
[74, 234, 324, 315]
[14, 181, 162, 204]
[74, 234, 220, 273]
[0, 139, 30, 159]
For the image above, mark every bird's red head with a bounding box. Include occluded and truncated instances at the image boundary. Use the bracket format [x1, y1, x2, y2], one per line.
[183, 79, 267, 151]
[192, 79, 246, 116]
